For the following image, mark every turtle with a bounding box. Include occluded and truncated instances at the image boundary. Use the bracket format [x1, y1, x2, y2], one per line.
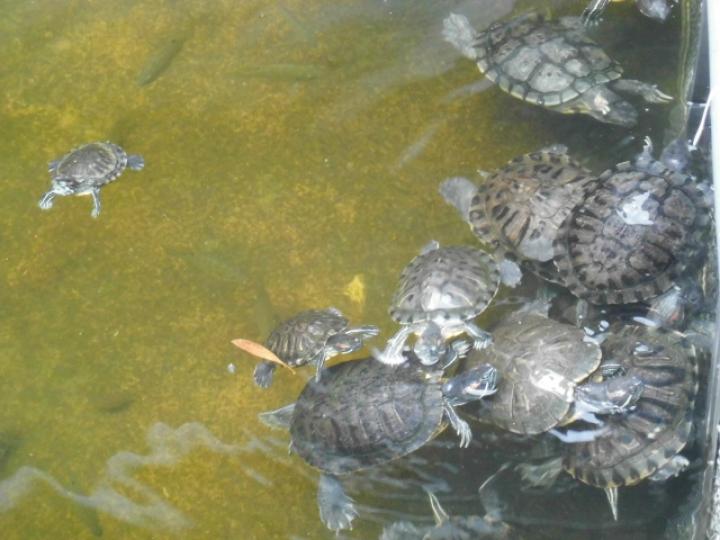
[440, 145, 595, 277]
[464, 304, 643, 437]
[519, 323, 698, 521]
[380, 489, 512, 540]
[243, 308, 379, 388]
[553, 137, 711, 305]
[38, 142, 145, 218]
[259, 353, 498, 532]
[582, 0, 675, 25]
[374, 241, 520, 367]
[442, 12, 672, 127]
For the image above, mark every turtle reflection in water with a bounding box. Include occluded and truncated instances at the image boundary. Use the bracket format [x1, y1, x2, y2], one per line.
[518, 324, 698, 520]
[380, 489, 512, 540]
[442, 12, 671, 127]
[38, 142, 144, 218]
[464, 303, 643, 438]
[239, 308, 379, 388]
[375, 241, 520, 367]
[259, 352, 498, 532]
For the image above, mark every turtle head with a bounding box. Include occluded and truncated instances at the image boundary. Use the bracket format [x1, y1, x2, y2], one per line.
[575, 375, 644, 416]
[51, 176, 82, 196]
[413, 323, 448, 366]
[577, 86, 638, 128]
[443, 363, 498, 405]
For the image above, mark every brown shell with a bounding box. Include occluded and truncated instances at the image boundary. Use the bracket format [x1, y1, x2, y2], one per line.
[468, 148, 595, 263]
[564, 325, 698, 488]
[467, 311, 601, 434]
[553, 161, 710, 304]
[390, 246, 500, 324]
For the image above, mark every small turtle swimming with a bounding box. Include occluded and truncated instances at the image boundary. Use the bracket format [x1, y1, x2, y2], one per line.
[553, 137, 710, 305]
[440, 145, 595, 278]
[518, 324, 698, 520]
[233, 307, 379, 388]
[259, 351, 498, 532]
[375, 241, 520, 367]
[582, 0, 675, 25]
[38, 142, 144, 218]
[380, 489, 512, 540]
[442, 12, 671, 127]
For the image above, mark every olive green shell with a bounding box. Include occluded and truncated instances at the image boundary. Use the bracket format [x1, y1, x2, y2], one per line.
[468, 147, 594, 263]
[475, 13, 622, 108]
[564, 325, 698, 488]
[390, 246, 500, 325]
[266, 309, 348, 367]
[290, 358, 444, 475]
[52, 142, 128, 186]
[467, 311, 600, 434]
[553, 160, 710, 305]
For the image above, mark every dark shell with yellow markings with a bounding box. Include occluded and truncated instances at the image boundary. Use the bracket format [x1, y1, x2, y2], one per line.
[553, 159, 710, 305]
[290, 358, 444, 475]
[564, 325, 698, 488]
[467, 146, 595, 264]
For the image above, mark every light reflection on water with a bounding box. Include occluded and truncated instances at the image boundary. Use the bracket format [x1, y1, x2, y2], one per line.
[0, 0, 704, 538]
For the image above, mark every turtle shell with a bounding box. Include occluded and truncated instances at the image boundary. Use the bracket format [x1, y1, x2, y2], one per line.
[290, 358, 444, 475]
[467, 311, 601, 435]
[390, 246, 500, 325]
[52, 142, 128, 186]
[266, 309, 348, 367]
[468, 147, 595, 263]
[553, 161, 710, 305]
[475, 12, 623, 107]
[564, 325, 698, 488]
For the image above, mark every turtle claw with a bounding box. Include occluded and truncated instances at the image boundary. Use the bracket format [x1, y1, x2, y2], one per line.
[318, 475, 357, 532]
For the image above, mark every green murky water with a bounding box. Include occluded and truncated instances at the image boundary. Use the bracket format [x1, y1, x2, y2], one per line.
[0, 0, 705, 538]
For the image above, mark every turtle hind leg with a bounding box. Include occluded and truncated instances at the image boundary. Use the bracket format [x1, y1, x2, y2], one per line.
[611, 79, 673, 104]
[127, 154, 145, 171]
[253, 361, 277, 388]
[317, 474, 357, 532]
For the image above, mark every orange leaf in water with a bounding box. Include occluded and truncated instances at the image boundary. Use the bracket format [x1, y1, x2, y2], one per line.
[231, 339, 296, 373]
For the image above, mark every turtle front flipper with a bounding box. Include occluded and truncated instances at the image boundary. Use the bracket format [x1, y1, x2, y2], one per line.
[611, 79, 673, 104]
[443, 402, 472, 448]
[90, 188, 102, 218]
[605, 486, 619, 521]
[374, 325, 414, 365]
[462, 321, 492, 351]
[38, 190, 57, 210]
[581, 0, 611, 26]
[317, 474, 357, 532]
